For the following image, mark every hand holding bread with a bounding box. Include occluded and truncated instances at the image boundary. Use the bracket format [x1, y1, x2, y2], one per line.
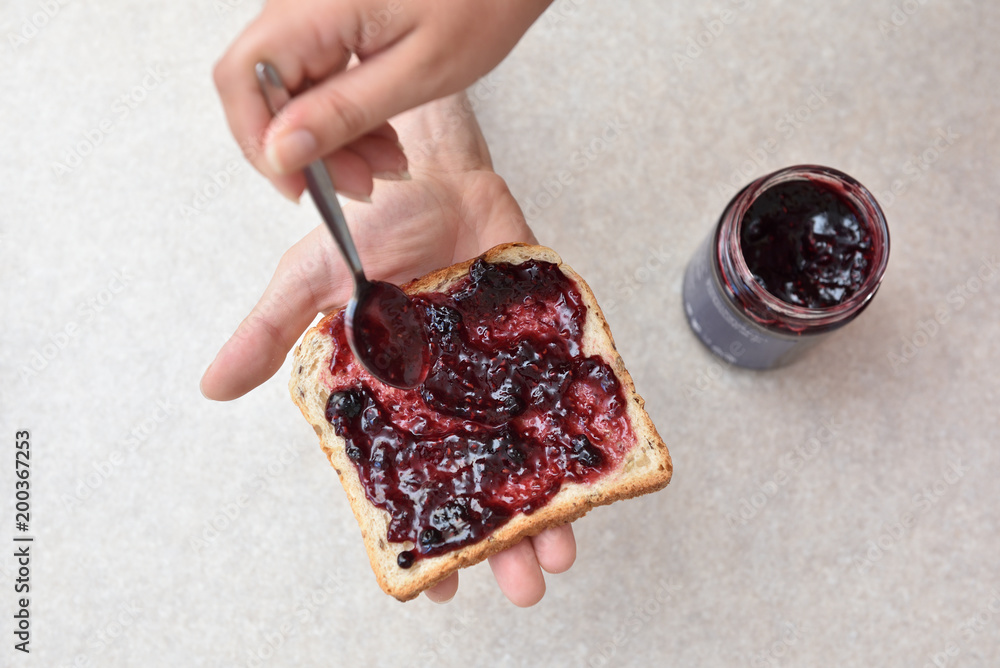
[202, 93, 584, 605]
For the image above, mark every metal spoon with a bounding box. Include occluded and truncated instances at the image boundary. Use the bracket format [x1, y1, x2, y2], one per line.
[255, 62, 430, 389]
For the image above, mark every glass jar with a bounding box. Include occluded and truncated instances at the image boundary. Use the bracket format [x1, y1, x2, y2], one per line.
[682, 165, 890, 369]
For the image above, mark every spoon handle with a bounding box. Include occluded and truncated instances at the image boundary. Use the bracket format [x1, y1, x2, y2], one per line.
[255, 62, 367, 284]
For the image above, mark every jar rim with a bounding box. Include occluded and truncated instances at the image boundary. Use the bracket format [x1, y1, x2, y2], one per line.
[716, 165, 891, 331]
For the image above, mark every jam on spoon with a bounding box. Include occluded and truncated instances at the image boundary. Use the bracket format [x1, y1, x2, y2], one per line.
[346, 281, 430, 389]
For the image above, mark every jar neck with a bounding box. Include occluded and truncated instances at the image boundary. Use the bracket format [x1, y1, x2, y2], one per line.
[714, 165, 890, 335]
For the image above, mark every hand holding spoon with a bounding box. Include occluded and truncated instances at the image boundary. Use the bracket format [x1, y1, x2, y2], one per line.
[255, 62, 430, 389]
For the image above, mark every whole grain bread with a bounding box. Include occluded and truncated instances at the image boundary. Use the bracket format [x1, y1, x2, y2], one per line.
[289, 243, 672, 601]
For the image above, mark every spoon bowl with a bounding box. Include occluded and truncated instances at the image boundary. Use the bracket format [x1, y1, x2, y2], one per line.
[346, 280, 430, 389]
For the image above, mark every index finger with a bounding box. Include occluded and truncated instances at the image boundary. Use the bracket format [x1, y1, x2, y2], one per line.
[212, 9, 354, 186]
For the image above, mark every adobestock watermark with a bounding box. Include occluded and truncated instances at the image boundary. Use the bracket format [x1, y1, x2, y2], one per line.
[178, 113, 288, 218]
[877, 0, 931, 38]
[748, 621, 804, 668]
[919, 588, 1000, 668]
[189, 439, 313, 553]
[408, 74, 500, 163]
[713, 84, 834, 200]
[724, 418, 839, 529]
[86, 600, 144, 659]
[520, 115, 629, 223]
[673, 0, 753, 71]
[602, 242, 673, 317]
[887, 255, 998, 372]
[5, 0, 72, 52]
[219, 0, 404, 41]
[17, 267, 134, 383]
[49, 65, 168, 178]
[683, 339, 746, 399]
[875, 126, 961, 210]
[179, 155, 247, 218]
[852, 453, 966, 575]
[356, 0, 404, 49]
[586, 578, 683, 667]
[214, 0, 248, 17]
[56, 599, 145, 668]
[182, 92, 305, 218]
[60, 399, 178, 512]
[243, 569, 347, 667]
[179, 110, 287, 218]
[405, 608, 479, 668]
[542, 0, 587, 29]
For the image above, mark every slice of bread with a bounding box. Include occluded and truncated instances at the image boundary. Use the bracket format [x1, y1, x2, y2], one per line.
[289, 243, 672, 601]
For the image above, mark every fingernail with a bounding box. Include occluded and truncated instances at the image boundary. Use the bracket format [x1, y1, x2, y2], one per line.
[199, 362, 214, 399]
[276, 184, 302, 204]
[266, 129, 317, 175]
[373, 170, 412, 182]
[340, 190, 373, 203]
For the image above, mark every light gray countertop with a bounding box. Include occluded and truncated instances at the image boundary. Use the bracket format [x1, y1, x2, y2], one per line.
[3, 1, 999, 666]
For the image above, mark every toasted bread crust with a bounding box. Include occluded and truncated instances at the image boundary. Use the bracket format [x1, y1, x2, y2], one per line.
[289, 243, 672, 601]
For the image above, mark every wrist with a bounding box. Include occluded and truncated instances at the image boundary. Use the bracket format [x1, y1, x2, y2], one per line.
[397, 92, 494, 175]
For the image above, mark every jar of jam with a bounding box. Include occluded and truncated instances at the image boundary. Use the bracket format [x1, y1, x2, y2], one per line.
[682, 165, 890, 369]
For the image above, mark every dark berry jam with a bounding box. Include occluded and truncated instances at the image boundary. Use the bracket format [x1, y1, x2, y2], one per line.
[739, 179, 874, 309]
[323, 259, 635, 566]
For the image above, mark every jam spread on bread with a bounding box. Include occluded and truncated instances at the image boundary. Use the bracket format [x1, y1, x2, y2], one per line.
[324, 259, 635, 566]
[739, 179, 875, 309]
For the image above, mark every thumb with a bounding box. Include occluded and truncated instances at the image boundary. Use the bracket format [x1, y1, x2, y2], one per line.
[200, 227, 350, 401]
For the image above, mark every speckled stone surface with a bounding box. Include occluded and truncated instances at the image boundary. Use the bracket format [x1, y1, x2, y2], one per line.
[3, 1, 999, 666]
